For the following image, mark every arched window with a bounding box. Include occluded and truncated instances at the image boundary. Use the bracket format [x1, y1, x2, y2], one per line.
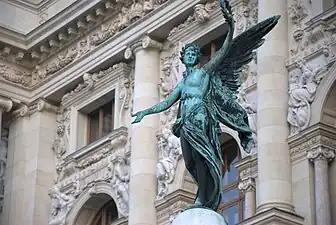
[90, 200, 118, 225]
[218, 139, 244, 224]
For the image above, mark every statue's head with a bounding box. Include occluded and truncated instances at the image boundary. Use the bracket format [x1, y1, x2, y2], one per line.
[180, 43, 201, 67]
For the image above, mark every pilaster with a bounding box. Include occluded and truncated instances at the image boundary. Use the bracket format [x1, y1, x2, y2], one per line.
[235, 154, 258, 220]
[307, 146, 335, 225]
[1, 99, 58, 225]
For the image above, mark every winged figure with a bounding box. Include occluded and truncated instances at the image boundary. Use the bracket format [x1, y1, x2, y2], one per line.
[132, 0, 280, 211]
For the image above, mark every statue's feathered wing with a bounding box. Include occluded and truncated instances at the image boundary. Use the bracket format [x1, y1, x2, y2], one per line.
[215, 15, 281, 99]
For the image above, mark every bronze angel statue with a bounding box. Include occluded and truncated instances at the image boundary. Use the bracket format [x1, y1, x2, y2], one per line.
[132, 0, 280, 211]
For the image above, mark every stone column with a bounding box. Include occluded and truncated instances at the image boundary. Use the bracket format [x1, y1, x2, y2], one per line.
[257, 0, 294, 212]
[239, 178, 256, 219]
[307, 146, 335, 225]
[125, 36, 162, 225]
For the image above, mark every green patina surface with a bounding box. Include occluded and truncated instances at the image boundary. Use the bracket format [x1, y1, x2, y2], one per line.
[132, 0, 280, 212]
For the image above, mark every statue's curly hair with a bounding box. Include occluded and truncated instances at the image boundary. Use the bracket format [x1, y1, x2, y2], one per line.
[179, 43, 201, 65]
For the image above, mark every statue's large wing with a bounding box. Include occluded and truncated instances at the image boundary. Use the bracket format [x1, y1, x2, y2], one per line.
[215, 15, 280, 99]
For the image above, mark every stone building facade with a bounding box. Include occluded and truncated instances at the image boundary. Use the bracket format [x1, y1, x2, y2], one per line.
[0, 0, 335, 225]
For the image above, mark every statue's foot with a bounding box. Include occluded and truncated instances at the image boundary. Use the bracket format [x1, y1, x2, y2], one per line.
[185, 198, 212, 211]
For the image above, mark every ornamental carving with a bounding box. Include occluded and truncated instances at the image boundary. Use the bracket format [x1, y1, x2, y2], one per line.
[288, 0, 307, 26]
[169, 0, 218, 37]
[0, 64, 32, 86]
[307, 146, 335, 162]
[53, 128, 130, 218]
[118, 69, 133, 127]
[156, 128, 182, 199]
[110, 154, 130, 217]
[0, 0, 172, 87]
[159, 50, 181, 98]
[287, 58, 326, 135]
[238, 177, 256, 193]
[61, 62, 130, 103]
[234, 0, 258, 36]
[53, 107, 70, 160]
[238, 90, 257, 150]
[48, 187, 75, 225]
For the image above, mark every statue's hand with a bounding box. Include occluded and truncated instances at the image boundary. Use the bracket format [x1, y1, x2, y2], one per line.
[220, 0, 235, 24]
[131, 111, 146, 124]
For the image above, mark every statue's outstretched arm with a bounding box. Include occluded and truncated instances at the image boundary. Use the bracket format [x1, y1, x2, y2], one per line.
[203, 0, 235, 74]
[132, 83, 182, 124]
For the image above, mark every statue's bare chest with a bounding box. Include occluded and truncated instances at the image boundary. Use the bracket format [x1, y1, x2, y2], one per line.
[184, 70, 204, 87]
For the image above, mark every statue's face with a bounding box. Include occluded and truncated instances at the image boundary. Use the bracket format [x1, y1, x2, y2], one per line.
[183, 48, 199, 66]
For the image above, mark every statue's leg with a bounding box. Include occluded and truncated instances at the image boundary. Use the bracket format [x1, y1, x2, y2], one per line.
[194, 151, 208, 205]
[180, 135, 194, 175]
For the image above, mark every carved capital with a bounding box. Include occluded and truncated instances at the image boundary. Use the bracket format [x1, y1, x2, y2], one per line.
[307, 146, 335, 162]
[238, 177, 256, 193]
[0, 96, 13, 113]
[124, 36, 162, 59]
[142, 36, 163, 50]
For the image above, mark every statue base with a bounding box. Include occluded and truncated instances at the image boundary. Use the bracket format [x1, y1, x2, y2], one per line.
[171, 208, 228, 225]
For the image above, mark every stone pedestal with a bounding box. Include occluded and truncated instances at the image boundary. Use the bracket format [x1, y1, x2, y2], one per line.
[171, 208, 227, 225]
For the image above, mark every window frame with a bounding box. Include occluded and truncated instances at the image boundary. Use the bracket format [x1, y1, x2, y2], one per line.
[218, 145, 244, 222]
[86, 99, 115, 144]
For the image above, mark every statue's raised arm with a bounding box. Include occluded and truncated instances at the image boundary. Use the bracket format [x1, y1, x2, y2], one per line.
[203, 0, 235, 74]
[203, 0, 281, 99]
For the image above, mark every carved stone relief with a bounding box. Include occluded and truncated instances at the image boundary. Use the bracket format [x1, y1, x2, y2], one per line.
[237, 90, 257, 150]
[48, 187, 75, 225]
[53, 107, 70, 161]
[287, 58, 326, 135]
[29, 0, 171, 85]
[110, 154, 130, 217]
[288, 0, 309, 56]
[53, 128, 130, 219]
[118, 69, 133, 127]
[61, 62, 130, 103]
[0, 128, 9, 212]
[168, 0, 218, 37]
[0, 63, 32, 86]
[234, 0, 258, 36]
[156, 128, 182, 199]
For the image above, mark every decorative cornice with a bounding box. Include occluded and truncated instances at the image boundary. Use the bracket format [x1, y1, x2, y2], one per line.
[307, 146, 335, 162]
[61, 62, 131, 107]
[288, 122, 336, 162]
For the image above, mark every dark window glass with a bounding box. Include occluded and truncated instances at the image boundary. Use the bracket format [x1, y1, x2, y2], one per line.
[87, 100, 114, 144]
